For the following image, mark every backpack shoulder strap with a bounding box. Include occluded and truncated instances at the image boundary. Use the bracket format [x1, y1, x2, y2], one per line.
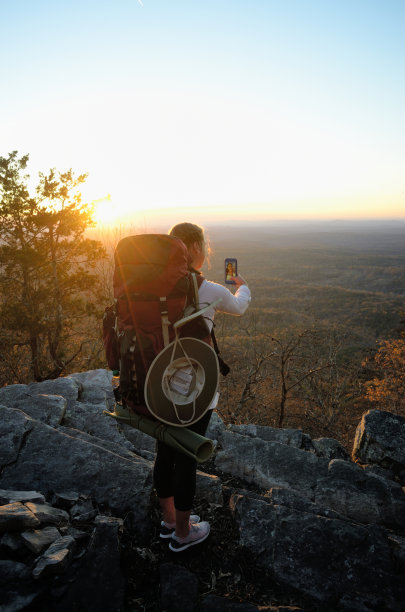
[191, 272, 200, 311]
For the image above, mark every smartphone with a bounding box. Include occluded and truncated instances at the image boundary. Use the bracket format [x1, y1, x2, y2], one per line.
[225, 258, 237, 284]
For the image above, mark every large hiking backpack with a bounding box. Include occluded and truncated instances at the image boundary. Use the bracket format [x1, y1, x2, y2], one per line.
[103, 234, 220, 424]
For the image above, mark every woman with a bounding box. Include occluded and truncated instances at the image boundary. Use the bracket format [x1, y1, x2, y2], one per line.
[154, 222, 251, 552]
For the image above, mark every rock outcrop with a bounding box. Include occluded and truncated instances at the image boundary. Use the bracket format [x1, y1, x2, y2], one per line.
[0, 370, 404, 611]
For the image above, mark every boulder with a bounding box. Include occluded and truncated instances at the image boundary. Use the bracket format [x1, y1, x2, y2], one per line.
[0, 384, 30, 405]
[0, 559, 32, 584]
[206, 410, 227, 442]
[32, 535, 76, 579]
[0, 406, 153, 528]
[28, 378, 79, 410]
[67, 369, 112, 393]
[0, 489, 125, 611]
[0, 502, 40, 533]
[312, 437, 351, 461]
[2, 372, 405, 611]
[25, 502, 69, 526]
[200, 594, 263, 610]
[230, 492, 405, 610]
[314, 459, 405, 529]
[353, 410, 405, 482]
[0, 560, 38, 611]
[216, 431, 329, 494]
[52, 491, 80, 510]
[0, 404, 35, 466]
[69, 497, 97, 523]
[62, 401, 135, 451]
[159, 562, 199, 612]
[228, 423, 303, 447]
[0, 489, 46, 505]
[196, 471, 223, 505]
[119, 423, 157, 459]
[0, 383, 67, 427]
[57, 515, 125, 612]
[21, 526, 61, 554]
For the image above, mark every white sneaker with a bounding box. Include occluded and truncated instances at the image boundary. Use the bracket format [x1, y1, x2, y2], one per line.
[169, 521, 210, 552]
[159, 514, 200, 539]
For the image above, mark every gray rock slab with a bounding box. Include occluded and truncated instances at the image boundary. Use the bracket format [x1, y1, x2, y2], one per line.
[21, 526, 61, 554]
[0, 559, 31, 584]
[200, 594, 260, 611]
[312, 437, 351, 461]
[68, 369, 112, 391]
[160, 562, 199, 612]
[231, 492, 404, 610]
[205, 411, 227, 441]
[0, 502, 40, 533]
[119, 422, 157, 456]
[62, 401, 134, 451]
[32, 535, 75, 579]
[68, 370, 114, 404]
[0, 406, 35, 467]
[388, 534, 405, 572]
[24, 502, 69, 526]
[56, 424, 139, 460]
[353, 409, 405, 475]
[28, 378, 79, 410]
[314, 459, 405, 529]
[0, 393, 66, 427]
[216, 431, 329, 495]
[57, 515, 124, 612]
[1, 531, 25, 555]
[78, 385, 109, 404]
[264, 486, 347, 521]
[196, 471, 223, 505]
[0, 384, 30, 404]
[362, 464, 397, 481]
[0, 489, 45, 505]
[0, 409, 153, 528]
[228, 423, 303, 447]
[52, 491, 80, 509]
[0, 591, 39, 612]
[69, 498, 97, 523]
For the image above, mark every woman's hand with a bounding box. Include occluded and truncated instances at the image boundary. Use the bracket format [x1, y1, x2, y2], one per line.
[232, 274, 247, 287]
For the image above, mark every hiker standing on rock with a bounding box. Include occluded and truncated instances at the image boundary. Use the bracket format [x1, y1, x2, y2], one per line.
[155, 222, 251, 552]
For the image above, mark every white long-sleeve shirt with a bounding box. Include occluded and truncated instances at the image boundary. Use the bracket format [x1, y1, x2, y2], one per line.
[198, 279, 251, 332]
[196, 279, 250, 410]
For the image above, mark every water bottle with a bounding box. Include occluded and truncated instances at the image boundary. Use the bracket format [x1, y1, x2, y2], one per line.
[111, 370, 121, 402]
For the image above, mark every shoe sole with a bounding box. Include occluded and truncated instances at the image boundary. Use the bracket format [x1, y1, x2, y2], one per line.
[168, 527, 210, 552]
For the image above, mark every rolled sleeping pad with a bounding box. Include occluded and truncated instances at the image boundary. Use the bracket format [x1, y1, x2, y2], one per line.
[103, 403, 214, 463]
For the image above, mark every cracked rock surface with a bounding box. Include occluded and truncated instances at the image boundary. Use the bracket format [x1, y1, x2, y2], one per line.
[0, 370, 404, 611]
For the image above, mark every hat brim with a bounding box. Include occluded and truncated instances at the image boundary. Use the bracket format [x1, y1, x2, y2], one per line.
[144, 337, 219, 427]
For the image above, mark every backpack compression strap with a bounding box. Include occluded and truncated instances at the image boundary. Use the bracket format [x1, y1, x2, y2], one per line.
[159, 297, 170, 347]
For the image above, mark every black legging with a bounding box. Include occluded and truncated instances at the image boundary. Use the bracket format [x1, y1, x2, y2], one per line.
[153, 410, 212, 511]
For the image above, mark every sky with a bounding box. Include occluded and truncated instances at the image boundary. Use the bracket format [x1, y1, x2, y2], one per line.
[1, 0, 404, 227]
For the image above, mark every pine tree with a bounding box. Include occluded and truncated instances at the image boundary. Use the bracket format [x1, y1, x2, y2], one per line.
[0, 151, 106, 382]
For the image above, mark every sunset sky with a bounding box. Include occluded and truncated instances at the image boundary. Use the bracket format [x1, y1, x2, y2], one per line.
[1, 0, 404, 227]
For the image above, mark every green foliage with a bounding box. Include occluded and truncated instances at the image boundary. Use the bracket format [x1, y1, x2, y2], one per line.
[0, 151, 106, 382]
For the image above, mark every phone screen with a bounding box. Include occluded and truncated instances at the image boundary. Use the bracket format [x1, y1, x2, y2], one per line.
[225, 258, 237, 284]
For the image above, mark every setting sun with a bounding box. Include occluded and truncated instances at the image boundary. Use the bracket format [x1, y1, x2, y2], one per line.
[92, 195, 117, 226]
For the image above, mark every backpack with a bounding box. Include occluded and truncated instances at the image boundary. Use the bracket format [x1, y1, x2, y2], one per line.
[103, 234, 224, 421]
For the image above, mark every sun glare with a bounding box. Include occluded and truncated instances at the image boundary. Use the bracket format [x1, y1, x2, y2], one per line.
[92, 195, 118, 225]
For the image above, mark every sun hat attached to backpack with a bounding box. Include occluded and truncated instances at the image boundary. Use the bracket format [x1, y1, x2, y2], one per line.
[144, 334, 219, 427]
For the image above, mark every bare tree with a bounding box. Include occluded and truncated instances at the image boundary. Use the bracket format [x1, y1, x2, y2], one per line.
[266, 329, 333, 428]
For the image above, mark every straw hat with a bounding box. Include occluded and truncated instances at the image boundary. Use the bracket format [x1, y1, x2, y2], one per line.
[144, 337, 219, 427]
